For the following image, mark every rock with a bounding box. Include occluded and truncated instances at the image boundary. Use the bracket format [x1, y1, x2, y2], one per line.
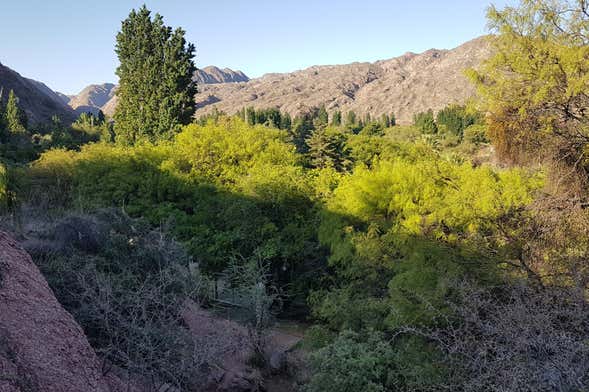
[0, 231, 116, 391]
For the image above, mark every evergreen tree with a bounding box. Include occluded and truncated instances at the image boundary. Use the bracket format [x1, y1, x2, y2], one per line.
[380, 114, 391, 128]
[413, 110, 438, 134]
[345, 111, 357, 127]
[306, 128, 350, 171]
[390, 113, 397, 127]
[245, 107, 256, 126]
[97, 110, 106, 124]
[5, 90, 27, 132]
[313, 105, 329, 129]
[280, 112, 292, 130]
[306, 128, 338, 169]
[331, 110, 342, 126]
[114, 6, 197, 144]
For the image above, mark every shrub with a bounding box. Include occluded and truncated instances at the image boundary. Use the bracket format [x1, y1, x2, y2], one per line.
[463, 124, 489, 145]
[34, 209, 210, 390]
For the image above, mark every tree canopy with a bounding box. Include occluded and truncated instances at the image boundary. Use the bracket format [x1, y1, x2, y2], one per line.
[114, 5, 197, 144]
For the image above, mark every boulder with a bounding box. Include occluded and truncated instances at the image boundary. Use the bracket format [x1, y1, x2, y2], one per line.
[0, 231, 114, 391]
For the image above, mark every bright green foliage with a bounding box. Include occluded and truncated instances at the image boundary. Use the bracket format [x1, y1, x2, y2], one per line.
[5, 90, 27, 132]
[114, 6, 196, 144]
[468, 1, 589, 163]
[28, 118, 320, 300]
[316, 149, 542, 329]
[413, 109, 437, 134]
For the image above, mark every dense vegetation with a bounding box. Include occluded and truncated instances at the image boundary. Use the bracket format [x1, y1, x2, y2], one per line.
[1, 1, 589, 391]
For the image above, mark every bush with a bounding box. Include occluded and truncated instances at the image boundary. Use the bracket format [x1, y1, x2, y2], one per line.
[34, 209, 210, 390]
[306, 330, 443, 392]
[463, 124, 489, 145]
[24, 118, 323, 306]
[408, 282, 589, 391]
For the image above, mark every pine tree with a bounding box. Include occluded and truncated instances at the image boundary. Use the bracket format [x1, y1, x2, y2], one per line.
[314, 105, 329, 129]
[280, 112, 292, 130]
[390, 113, 396, 126]
[5, 90, 26, 132]
[345, 111, 357, 127]
[245, 107, 256, 126]
[306, 128, 337, 169]
[413, 110, 438, 134]
[380, 114, 391, 128]
[114, 6, 197, 144]
[331, 110, 342, 126]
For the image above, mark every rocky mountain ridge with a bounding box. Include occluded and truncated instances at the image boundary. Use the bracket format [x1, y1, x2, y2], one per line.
[194, 36, 492, 123]
[0, 62, 76, 124]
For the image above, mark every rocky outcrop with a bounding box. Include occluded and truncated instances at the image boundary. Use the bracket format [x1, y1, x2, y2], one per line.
[194, 36, 493, 123]
[0, 231, 116, 392]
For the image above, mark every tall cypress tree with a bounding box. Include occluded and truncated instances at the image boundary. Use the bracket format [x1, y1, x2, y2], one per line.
[5, 90, 27, 132]
[114, 6, 196, 144]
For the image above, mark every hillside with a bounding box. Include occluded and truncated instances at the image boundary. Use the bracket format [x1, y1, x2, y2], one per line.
[0, 62, 76, 124]
[68, 83, 116, 115]
[194, 66, 249, 84]
[74, 66, 249, 118]
[194, 36, 492, 123]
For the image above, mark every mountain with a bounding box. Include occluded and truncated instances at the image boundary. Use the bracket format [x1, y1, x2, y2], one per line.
[194, 36, 492, 124]
[194, 66, 249, 84]
[74, 66, 249, 118]
[68, 83, 116, 115]
[0, 62, 76, 124]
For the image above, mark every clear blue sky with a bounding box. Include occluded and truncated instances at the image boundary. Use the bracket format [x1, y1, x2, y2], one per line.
[0, 0, 511, 95]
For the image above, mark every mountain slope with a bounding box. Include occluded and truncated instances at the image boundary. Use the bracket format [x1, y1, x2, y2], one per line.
[194, 66, 249, 84]
[68, 83, 116, 115]
[194, 36, 492, 123]
[0, 62, 76, 124]
[75, 66, 249, 118]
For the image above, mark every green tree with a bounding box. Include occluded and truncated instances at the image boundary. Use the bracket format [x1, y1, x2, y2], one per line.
[390, 113, 396, 126]
[114, 6, 197, 144]
[5, 90, 27, 132]
[279, 112, 292, 130]
[331, 110, 342, 126]
[314, 105, 329, 129]
[307, 128, 338, 169]
[413, 109, 437, 134]
[345, 111, 357, 128]
[468, 0, 589, 166]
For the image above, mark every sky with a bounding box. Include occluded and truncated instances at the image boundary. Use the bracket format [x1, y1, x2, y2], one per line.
[0, 0, 512, 95]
